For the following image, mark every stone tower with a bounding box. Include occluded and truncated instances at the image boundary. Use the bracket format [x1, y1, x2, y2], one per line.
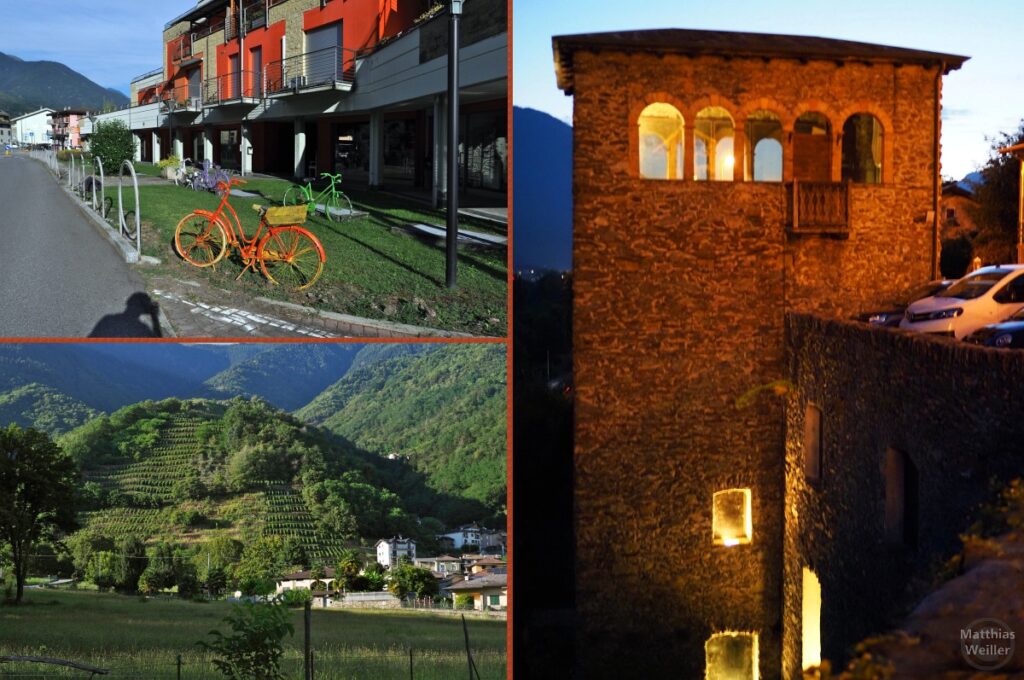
[552, 28, 966, 679]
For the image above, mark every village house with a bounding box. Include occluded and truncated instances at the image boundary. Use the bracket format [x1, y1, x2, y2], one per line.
[448, 571, 506, 611]
[375, 536, 416, 568]
[274, 566, 337, 595]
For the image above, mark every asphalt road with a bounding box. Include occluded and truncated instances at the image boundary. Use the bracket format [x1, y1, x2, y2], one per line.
[0, 155, 159, 338]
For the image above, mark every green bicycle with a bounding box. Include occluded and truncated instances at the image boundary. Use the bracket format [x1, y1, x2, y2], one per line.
[283, 172, 354, 223]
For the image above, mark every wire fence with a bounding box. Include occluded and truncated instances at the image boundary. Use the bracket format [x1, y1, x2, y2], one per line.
[0, 649, 506, 679]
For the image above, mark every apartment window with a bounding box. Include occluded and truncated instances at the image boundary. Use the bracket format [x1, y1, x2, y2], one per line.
[705, 632, 758, 680]
[793, 112, 832, 182]
[712, 489, 752, 546]
[305, 21, 343, 86]
[884, 448, 918, 547]
[695, 106, 735, 181]
[745, 110, 782, 182]
[842, 114, 884, 184]
[638, 102, 685, 180]
[803, 404, 823, 482]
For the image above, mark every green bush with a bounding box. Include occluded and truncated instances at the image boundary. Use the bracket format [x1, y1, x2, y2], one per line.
[199, 602, 294, 680]
[158, 154, 181, 169]
[89, 120, 136, 175]
[278, 588, 312, 607]
[454, 594, 474, 610]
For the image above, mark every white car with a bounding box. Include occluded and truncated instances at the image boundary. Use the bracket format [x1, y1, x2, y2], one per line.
[899, 265, 1024, 338]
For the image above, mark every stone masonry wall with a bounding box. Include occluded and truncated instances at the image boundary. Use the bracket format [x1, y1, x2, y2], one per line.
[570, 48, 943, 679]
[782, 315, 1024, 678]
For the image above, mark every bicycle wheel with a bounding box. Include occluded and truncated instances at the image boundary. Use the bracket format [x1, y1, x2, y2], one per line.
[258, 226, 325, 291]
[325, 192, 353, 222]
[283, 186, 306, 207]
[174, 212, 228, 267]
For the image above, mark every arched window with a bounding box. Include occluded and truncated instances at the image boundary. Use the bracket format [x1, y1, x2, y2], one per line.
[745, 110, 782, 182]
[638, 103, 685, 180]
[695, 106, 735, 181]
[842, 114, 883, 184]
[793, 112, 832, 182]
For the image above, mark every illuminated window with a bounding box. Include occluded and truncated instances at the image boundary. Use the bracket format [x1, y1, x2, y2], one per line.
[884, 448, 918, 547]
[713, 489, 752, 546]
[842, 114, 884, 184]
[745, 110, 782, 182]
[803, 404, 822, 482]
[705, 632, 758, 680]
[801, 568, 822, 671]
[695, 106, 735, 181]
[638, 103, 685, 180]
[793, 112, 832, 182]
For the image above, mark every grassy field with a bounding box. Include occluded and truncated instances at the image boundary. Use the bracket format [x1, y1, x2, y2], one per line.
[0, 589, 506, 679]
[106, 176, 506, 336]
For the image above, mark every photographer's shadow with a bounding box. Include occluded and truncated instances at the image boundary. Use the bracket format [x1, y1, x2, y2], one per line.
[88, 292, 163, 338]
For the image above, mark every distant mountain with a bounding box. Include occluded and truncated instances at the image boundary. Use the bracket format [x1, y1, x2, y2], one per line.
[959, 171, 984, 192]
[513, 106, 573, 272]
[0, 51, 129, 117]
[204, 344, 364, 411]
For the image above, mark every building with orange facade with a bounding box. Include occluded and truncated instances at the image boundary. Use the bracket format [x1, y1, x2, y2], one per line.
[88, 0, 506, 202]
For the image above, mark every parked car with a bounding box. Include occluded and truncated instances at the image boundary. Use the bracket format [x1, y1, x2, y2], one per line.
[899, 265, 1024, 338]
[855, 279, 953, 326]
[963, 306, 1024, 348]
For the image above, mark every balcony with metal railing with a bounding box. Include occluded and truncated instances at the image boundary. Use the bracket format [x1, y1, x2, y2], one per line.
[160, 83, 204, 114]
[169, 33, 193, 63]
[788, 181, 850, 237]
[203, 70, 260, 107]
[264, 46, 358, 98]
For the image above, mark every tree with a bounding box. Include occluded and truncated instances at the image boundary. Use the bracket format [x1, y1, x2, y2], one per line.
[335, 549, 362, 591]
[387, 563, 438, 600]
[969, 121, 1024, 262]
[112, 535, 147, 593]
[89, 120, 136, 177]
[199, 602, 294, 680]
[234, 536, 285, 596]
[0, 425, 79, 604]
[88, 550, 118, 591]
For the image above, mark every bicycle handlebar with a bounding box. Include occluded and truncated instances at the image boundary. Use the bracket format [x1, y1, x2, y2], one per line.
[320, 172, 343, 181]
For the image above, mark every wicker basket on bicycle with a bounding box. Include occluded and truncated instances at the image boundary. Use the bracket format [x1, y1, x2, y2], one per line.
[262, 205, 308, 226]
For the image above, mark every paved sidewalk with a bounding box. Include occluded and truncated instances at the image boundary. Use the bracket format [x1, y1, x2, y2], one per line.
[148, 276, 473, 338]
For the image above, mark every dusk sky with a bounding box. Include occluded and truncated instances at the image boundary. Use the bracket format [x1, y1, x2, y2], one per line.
[515, 0, 1024, 180]
[2, 0, 198, 94]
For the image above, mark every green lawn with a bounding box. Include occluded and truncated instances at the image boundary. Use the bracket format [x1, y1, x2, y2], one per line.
[0, 589, 506, 679]
[107, 177, 507, 336]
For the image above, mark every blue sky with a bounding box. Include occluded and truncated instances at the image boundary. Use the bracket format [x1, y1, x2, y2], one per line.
[2, 0, 198, 95]
[514, 0, 1024, 180]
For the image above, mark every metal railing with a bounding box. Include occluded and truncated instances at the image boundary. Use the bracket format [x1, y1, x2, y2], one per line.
[242, 0, 266, 33]
[118, 160, 142, 258]
[192, 13, 226, 41]
[789, 180, 850, 235]
[160, 83, 204, 111]
[169, 33, 192, 63]
[203, 70, 258, 105]
[264, 46, 357, 96]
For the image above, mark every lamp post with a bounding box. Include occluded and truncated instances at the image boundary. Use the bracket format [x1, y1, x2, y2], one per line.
[446, 0, 463, 289]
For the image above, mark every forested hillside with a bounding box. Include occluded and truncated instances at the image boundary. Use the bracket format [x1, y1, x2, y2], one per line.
[296, 344, 507, 512]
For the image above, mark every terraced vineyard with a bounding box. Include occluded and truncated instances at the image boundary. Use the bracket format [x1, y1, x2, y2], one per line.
[263, 485, 349, 562]
[80, 507, 166, 537]
[100, 416, 206, 501]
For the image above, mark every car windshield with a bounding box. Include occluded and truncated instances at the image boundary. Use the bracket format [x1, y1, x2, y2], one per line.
[894, 281, 950, 306]
[937, 271, 1012, 300]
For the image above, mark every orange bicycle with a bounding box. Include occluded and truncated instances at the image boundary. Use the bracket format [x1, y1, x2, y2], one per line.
[174, 178, 325, 291]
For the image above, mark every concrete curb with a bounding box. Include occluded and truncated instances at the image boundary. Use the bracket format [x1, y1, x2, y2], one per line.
[253, 297, 490, 338]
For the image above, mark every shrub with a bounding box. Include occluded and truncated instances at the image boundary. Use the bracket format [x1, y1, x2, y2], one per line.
[278, 588, 312, 608]
[454, 594, 474, 610]
[199, 602, 294, 680]
[158, 154, 181, 169]
[89, 120, 136, 175]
